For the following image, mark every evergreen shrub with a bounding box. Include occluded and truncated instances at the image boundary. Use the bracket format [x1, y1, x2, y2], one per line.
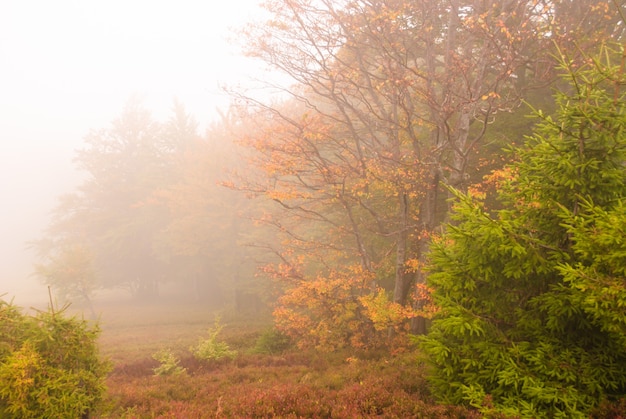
[190, 317, 237, 362]
[152, 348, 186, 376]
[0, 298, 110, 418]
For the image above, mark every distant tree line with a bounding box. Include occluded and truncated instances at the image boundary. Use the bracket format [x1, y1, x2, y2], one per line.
[33, 99, 258, 308]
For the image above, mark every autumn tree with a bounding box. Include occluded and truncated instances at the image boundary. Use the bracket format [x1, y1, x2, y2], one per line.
[230, 0, 621, 346]
[420, 43, 626, 418]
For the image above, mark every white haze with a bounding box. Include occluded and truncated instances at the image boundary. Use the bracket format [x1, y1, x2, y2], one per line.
[0, 0, 266, 306]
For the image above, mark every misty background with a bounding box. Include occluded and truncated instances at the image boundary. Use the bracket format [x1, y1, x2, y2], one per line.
[0, 0, 264, 305]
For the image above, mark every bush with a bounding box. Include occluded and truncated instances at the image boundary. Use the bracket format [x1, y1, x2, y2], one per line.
[152, 349, 186, 376]
[190, 317, 236, 362]
[0, 298, 110, 418]
[253, 327, 292, 355]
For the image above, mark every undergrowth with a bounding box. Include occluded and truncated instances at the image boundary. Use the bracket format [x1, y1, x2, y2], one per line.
[86, 301, 625, 418]
[101, 348, 485, 419]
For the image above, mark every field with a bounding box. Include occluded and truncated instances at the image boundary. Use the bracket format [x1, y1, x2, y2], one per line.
[83, 298, 482, 419]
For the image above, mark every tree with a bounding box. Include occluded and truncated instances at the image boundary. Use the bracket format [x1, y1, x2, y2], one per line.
[153, 111, 255, 306]
[35, 96, 260, 305]
[419, 43, 626, 418]
[231, 0, 620, 347]
[77, 99, 176, 298]
[35, 99, 180, 300]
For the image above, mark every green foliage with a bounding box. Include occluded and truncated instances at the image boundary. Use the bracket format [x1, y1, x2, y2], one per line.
[420, 43, 626, 418]
[190, 318, 237, 362]
[253, 327, 293, 355]
[151, 349, 186, 376]
[0, 298, 110, 418]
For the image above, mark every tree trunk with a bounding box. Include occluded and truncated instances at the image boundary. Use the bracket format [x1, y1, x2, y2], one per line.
[411, 168, 440, 335]
[393, 192, 413, 305]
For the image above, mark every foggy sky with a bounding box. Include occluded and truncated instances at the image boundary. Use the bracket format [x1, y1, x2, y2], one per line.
[0, 0, 265, 305]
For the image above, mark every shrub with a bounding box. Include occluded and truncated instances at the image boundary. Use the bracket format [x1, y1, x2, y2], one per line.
[253, 327, 292, 355]
[152, 349, 186, 376]
[190, 317, 236, 362]
[0, 298, 110, 418]
[273, 267, 402, 351]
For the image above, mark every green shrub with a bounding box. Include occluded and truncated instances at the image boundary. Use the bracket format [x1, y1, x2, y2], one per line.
[152, 349, 186, 376]
[253, 327, 292, 355]
[0, 298, 110, 418]
[190, 318, 236, 362]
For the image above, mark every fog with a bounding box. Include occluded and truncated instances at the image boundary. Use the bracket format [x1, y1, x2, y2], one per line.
[0, 0, 265, 307]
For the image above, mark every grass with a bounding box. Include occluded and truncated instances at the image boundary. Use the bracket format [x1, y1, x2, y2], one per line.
[84, 299, 480, 418]
[96, 301, 219, 365]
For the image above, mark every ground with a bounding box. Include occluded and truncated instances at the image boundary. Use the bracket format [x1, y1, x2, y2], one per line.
[77, 297, 481, 418]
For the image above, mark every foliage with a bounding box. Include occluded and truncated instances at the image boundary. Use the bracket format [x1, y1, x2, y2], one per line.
[232, 0, 626, 348]
[591, 397, 626, 419]
[252, 327, 292, 355]
[420, 43, 626, 418]
[0, 298, 110, 418]
[272, 265, 417, 350]
[190, 318, 237, 362]
[360, 288, 418, 332]
[152, 349, 186, 376]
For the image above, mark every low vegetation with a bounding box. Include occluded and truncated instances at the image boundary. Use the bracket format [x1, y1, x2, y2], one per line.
[0, 297, 110, 418]
[151, 349, 186, 377]
[82, 299, 622, 418]
[189, 317, 237, 363]
[93, 300, 485, 419]
[3, 297, 624, 418]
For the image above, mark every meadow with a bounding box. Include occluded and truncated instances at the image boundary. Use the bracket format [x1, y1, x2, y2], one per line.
[88, 298, 484, 419]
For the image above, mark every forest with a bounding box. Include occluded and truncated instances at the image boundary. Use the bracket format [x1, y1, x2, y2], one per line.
[2, 0, 626, 418]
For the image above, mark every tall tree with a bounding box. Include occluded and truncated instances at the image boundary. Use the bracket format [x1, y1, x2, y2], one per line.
[231, 0, 619, 344]
[420, 42, 626, 418]
[153, 112, 254, 306]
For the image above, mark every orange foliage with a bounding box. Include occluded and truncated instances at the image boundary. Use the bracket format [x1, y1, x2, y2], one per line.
[273, 266, 395, 351]
[233, 0, 624, 349]
[413, 282, 439, 319]
[359, 289, 417, 332]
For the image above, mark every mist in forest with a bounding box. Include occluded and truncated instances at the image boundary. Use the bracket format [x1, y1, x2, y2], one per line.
[0, 0, 268, 310]
[2, 1, 625, 417]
